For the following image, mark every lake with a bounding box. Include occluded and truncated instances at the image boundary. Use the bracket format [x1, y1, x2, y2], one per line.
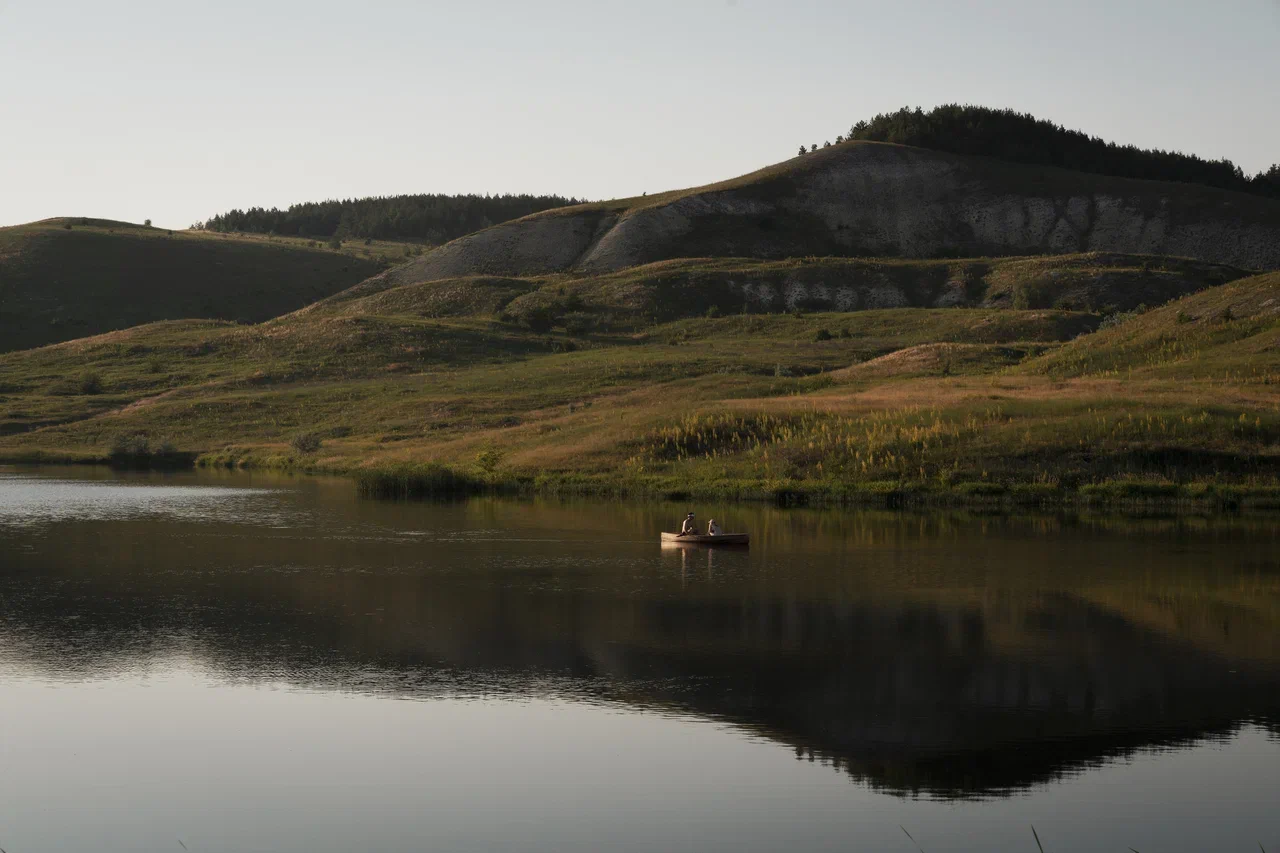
[0, 466, 1277, 853]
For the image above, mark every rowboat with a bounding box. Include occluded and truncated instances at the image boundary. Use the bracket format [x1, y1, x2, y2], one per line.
[660, 532, 750, 546]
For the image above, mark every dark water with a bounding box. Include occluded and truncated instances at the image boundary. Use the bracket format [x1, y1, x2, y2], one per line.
[1, 467, 1278, 853]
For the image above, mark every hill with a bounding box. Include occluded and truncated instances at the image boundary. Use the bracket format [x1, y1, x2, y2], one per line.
[836, 105, 1280, 199]
[200, 192, 581, 243]
[4, 113, 1280, 505]
[321, 252, 1248, 333]
[0, 219, 388, 352]
[386, 141, 1280, 282]
[2, 250, 1279, 506]
[1022, 269, 1280, 380]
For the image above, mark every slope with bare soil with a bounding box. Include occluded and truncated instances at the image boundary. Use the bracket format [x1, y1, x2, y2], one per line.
[390, 142, 1280, 282]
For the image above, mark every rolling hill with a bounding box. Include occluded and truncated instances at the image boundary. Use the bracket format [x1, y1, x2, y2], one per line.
[1, 247, 1278, 504]
[3, 116, 1280, 505]
[0, 219, 387, 352]
[310, 252, 1249, 333]
[386, 141, 1280, 283]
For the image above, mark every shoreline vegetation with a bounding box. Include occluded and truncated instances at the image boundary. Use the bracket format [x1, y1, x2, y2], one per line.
[3, 266, 1280, 514]
[4, 451, 1280, 512]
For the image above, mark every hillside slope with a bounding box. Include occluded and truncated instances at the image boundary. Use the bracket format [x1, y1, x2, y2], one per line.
[0, 219, 386, 352]
[1023, 270, 1280, 379]
[313, 252, 1248, 331]
[3, 272, 1280, 501]
[387, 141, 1280, 283]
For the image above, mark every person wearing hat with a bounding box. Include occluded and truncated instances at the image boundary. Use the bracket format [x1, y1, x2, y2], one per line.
[679, 511, 698, 536]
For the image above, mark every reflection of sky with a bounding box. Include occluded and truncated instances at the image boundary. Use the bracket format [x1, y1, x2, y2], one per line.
[1, 666, 1277, 853]
[3, 469, 1280, 851]
[0, 473, 281, 527]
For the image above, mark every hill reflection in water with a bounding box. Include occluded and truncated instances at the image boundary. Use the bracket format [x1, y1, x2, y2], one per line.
[1, 467, 1278, 800]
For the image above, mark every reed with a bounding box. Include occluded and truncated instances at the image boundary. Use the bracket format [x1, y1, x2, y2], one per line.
[355, 463, 489, 499]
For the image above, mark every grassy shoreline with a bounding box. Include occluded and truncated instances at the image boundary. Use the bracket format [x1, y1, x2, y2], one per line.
[5, 450, 1279, 512]
[4, 266, 1278, 513]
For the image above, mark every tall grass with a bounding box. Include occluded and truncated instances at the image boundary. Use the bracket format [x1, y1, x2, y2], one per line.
[355, 463, 488, 499]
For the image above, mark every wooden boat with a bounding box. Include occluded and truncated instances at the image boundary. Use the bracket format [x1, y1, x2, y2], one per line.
[660, 532, 750, 546]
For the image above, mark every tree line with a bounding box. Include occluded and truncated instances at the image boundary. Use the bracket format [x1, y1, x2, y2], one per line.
[798, 105, 1280, 199]
[195, 193, 583, 242]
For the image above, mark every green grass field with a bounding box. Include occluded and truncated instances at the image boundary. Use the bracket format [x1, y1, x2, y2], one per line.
[2, 248, 1278, 507]
[0, 218, 410, 352]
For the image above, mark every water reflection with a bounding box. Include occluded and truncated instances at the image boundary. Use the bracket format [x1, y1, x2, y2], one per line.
[1, 468, 1278, 801]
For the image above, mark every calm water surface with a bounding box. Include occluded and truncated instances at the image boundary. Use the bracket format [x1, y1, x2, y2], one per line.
[1, 466, 1278, 852]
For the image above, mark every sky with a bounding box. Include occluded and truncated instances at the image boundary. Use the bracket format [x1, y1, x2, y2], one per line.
[1, 0, 1277, 229]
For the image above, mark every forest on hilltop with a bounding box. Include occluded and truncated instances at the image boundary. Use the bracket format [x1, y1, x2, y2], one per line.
[197, 193, 581, 243]
[802, 105, 1280, 198]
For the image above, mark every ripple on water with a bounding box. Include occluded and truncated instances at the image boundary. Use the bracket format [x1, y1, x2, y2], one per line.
[0, 474, 284, 527]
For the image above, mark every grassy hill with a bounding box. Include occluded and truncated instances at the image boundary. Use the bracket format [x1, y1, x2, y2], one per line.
[836, 105, 1280, 199]
[0, 219, 395, 352]
[386, 141, 1280, 282]
[317, 252, 1249, 333]
[1022, 270, 1280, 381]
[4, 116, 1279, 506]
[200, 192, 582, 243]
[1, 247, 1278, 506]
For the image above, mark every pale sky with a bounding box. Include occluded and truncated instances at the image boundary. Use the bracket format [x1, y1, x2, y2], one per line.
[2, 0, 1277, 230]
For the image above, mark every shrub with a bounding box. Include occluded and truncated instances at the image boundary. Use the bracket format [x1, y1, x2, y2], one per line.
[475, 447, 505, 474]
[814, 328, 833, 342]
[355, 462, 487, 499]
[706, 305, 721, 318]
[1098, 310, 1138, 330]
[290, 432, 323, 454]
[1175, 309, 1193, 324]
[144, 219, 152, 227]
[111, 433, 150, 459]
[79, 371, 103, 395]
[562, 312, 594, 336]
[1081, 480, 1180, 501]
[1012, 280, 1052, 310]
[327, 237, 342, 250]
[1220, 306, 1235, 322]
[107, 434, 184, 468]
[838, 327, 852, 339]
[523, 305, 560, 333]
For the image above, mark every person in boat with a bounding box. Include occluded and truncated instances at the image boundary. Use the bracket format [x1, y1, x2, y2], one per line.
[680, 512, 697, 536]
[707, 518, 722, 536]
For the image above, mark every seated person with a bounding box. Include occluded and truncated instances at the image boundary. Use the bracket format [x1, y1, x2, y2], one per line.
[680, 512, 697, 535]
[707, 518, 722, 536]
